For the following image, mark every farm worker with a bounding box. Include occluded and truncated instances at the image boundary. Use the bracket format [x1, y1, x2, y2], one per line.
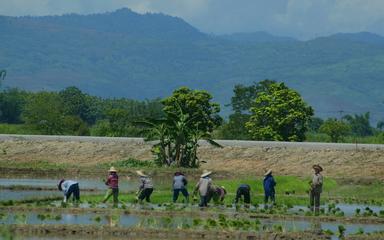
[136, 170, 154, 203]
[207, 185, 226, 204]
[58, 179, 80, 203]
[193, 170, 212, 207]
[172, 171, 189, 203]
[235, 184, 251, 205]
[310, 164, 323, 214]
[263, 169, 276, 208]
[102, 166, 119, 206]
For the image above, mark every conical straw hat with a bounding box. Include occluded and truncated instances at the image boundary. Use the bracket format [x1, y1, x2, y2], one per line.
[136, 170, 147, 177]
[201, 170, 212, 178]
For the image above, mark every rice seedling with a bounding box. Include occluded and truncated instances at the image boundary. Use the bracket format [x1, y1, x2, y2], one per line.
[337, 225, 346, 238]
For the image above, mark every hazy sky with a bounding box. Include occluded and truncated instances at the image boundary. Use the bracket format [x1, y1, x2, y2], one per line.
[1, 0, 384, 39]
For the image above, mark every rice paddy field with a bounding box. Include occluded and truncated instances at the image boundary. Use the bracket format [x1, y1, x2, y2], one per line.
[0, 136, 383, 239]
[1, 169, 384, 240]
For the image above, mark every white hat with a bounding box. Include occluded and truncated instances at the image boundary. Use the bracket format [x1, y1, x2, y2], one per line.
[136, 170, 147, 177]
[109, 166, 117, 172]
[201, 170, 212, 178]
[264, 169, 272, 176]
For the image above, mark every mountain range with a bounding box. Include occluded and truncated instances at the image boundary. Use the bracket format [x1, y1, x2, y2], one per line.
[1, 8, 384, 122]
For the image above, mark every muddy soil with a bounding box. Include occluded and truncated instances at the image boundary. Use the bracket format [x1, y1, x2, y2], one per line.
[0, 138, 383, 179]
[4, 224, 330, 240]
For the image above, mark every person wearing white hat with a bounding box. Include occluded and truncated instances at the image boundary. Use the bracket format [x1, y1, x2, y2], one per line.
[263, 169, 276, 209]
[193, 170, 212, 207]
[136, 170, 154, 203]
[310, 164, 324, 214]
[102, 166, 119, 206]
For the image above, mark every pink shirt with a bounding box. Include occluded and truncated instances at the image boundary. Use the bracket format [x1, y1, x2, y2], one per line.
[106, 173, 119, 189]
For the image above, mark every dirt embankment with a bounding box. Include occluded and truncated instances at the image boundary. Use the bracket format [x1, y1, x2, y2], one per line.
[0, 136, 383, 179]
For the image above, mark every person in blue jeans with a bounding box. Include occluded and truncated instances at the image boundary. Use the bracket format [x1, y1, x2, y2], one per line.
[58, 179, 80, 203]
[172, 172, 189, 203]
[263, 169, 276, 208]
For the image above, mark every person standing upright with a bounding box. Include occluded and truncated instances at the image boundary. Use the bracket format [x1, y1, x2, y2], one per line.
[102, 166, 119, 207]
[193, 170, 212, 207]
[310, 164, 323, 214]
[173, 172, 189, 203]
[263, 169, 276, 209]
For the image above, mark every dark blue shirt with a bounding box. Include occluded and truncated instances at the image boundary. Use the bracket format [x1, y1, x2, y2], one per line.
[263, 175, 276, 195]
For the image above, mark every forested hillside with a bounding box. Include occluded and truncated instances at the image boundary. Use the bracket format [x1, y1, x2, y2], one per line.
[1, 8, 384, 121]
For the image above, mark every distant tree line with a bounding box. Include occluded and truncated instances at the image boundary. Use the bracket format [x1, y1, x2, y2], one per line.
[0, 86, 163, 136]
[1, 78, 383, 144]
[216, 80, 384, 143]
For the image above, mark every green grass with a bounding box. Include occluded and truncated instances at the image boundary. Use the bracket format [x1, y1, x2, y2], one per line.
[78, 176, 382, 207]
[0, 159, 72, 171]
[306, 132, 384, 144]
[0, 124, 41, 135]
[97, 158, 155, 168]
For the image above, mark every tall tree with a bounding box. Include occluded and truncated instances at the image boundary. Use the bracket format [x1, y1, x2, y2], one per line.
[319, 118, 351, 142]
[246, 82, 314, 141]
[222, 80, 276, 139]
[377, 121, 384, 131]
[161, 87, 222, 133]
[59, 86, 94, 124]
[231, 80, 276, 114]
[308, 117, 324, 132]
[342, 112, 373, 136]
[0, 88, 28, 123]
[22, 92, 65, 134]
[141, 87, 222, 168]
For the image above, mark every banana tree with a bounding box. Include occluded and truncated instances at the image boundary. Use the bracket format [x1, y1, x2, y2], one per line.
[135, 119, 172, 166]
[187, 126, 223, 167]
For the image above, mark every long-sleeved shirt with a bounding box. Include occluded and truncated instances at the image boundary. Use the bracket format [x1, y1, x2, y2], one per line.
[263, 175, 276, 196]
[105, 173, 119, 189]
[311, 173, 323, 193]
[173, 175, 187, 189]
[139, 176, 153, 190]
[195, 177, 212, 196]
[61, 180, 78, 195]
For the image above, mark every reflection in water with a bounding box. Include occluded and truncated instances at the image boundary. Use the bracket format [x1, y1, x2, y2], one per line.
[0, 211, 384, 238]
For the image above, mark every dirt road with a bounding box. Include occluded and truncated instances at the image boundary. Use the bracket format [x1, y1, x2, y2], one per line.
[0, 134, 383, 179]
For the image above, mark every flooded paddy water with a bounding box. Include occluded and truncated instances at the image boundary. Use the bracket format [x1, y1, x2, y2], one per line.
[1, 175, 384, 239]
[1, 210, 384, 239]
[289, 204, 384, 217]
[0, 177, 136, 201]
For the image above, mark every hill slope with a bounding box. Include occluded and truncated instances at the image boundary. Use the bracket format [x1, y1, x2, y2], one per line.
[1, 9, 384, 121]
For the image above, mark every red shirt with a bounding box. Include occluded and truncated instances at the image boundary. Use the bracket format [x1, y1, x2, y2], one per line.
[106, 173, 118, 189]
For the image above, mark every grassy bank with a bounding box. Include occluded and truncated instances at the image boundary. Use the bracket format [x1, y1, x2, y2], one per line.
[0, 124, 40, 135]
[74, 176, 383, 206]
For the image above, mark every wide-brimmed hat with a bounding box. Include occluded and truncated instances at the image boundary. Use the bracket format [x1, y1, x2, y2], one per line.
[201, 170, 212, 178]
[109, 166, 117, 172]
[136, 170, 147, 177]
[312, 164, 323, 172]
[58, 179, 65, 191]
[264, 169, 272, 176]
